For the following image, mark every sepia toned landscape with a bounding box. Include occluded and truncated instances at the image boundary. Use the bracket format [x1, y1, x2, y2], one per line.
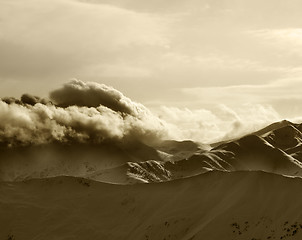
[1, 0, 302, 239]
[1, 81, 302, 239]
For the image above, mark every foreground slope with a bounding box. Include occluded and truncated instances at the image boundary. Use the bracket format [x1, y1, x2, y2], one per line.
[1, 171, 302, 240]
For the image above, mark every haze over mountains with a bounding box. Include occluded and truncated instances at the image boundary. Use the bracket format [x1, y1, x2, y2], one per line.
[1, 81, 302, 239]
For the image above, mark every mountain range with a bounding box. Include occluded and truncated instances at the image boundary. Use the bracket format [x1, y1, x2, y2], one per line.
[1, 120, 302, 239]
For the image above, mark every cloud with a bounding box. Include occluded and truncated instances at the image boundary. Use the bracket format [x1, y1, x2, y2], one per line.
[20, 94, 50, 106]
[50, 79, 147, 116]
[248, 28, 302, 49]
[0, 100, 169, 146]
[0, 80, 295, 147]
[156, 104, 281, 143]
[1, 0, 301, 108]
[181, 77, 302, 107]
[177, 77, 302, 120]
[0, 0, 169, 96]
[246, 28, 302, 67]
[0, 81, 172, 147]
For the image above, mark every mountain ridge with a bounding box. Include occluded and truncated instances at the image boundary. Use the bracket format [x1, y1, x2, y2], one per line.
[1, 119, 302, 183]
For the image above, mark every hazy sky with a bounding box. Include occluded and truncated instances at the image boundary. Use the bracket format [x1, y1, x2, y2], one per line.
[1, 0, 302, 130]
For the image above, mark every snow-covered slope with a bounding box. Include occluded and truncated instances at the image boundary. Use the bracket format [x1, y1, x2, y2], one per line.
[2, 120, 302, 183]
[215, 134, 302, 177]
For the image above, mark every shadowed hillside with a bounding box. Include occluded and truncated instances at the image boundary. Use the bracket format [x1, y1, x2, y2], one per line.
[1, 171, 302, 240]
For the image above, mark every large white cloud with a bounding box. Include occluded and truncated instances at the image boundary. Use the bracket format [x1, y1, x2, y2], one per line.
[0, 81, 172, 146]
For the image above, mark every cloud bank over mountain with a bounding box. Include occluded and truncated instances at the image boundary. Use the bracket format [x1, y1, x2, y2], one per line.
[0, 80, 171, 146]
[0, 80, 288, 147]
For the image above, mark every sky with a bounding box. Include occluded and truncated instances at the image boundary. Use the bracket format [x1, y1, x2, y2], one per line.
[0, 0, 302, 142]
